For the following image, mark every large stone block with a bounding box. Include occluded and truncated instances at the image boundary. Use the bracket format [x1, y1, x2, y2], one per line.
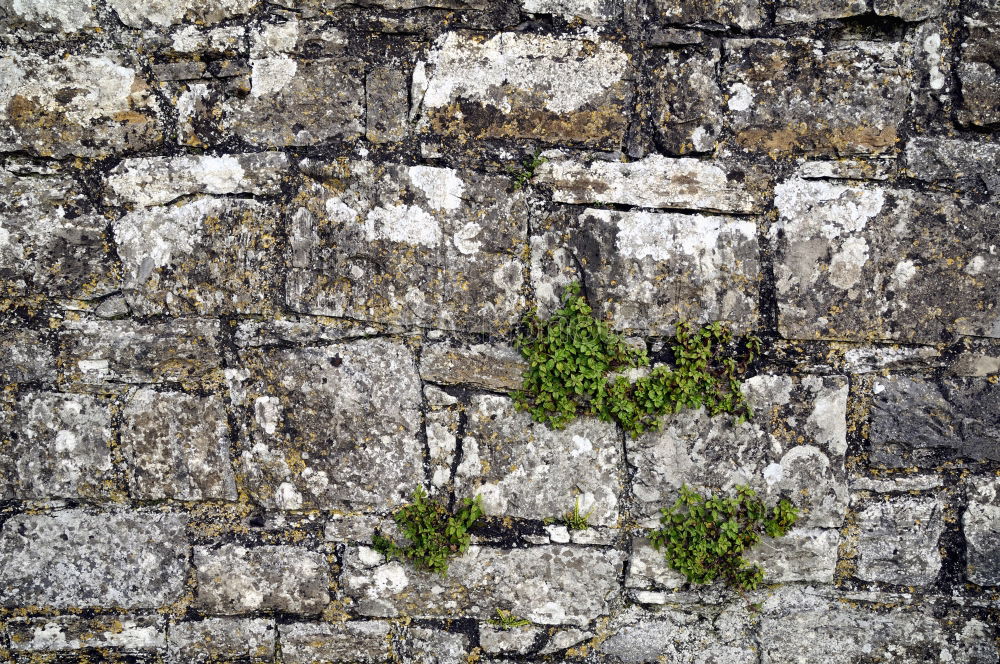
[7, 615, 166, 654]
[286, 162, 527, 333]
[964, 477, 1000, 586]
[454, 394, 622, 526]
[598, 605, 756, 663]
[627, 374, 849, 528]
[343, 545, 623, 626]
[772, 179, 1000, 342]
[722, 39, 909, 156]
[652, 49, 723, 155]
[775, 0, 866, 23]
[280, 621, 392, 663]
[652, 0, 762, 29]
[107, 0, 258, 27]
[0, 509, 188, 609]
[415, 32, 630, 148]
[169, 617, 275, 662]
[904, 137, 1000, 196]
[419, 342, 526, 393]
[0, 0, 98, 36]
[0, 51, 161, 158]
[852, 495, 945, 586]
[957, 0, 1000, 127]
[231, 339, 423, 511]
[0, 328, 56, 383]
[521, 0, 620, 23]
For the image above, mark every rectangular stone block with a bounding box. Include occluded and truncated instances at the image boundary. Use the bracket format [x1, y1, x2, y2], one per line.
[964, 477, 1000, 586]
[286, 161, 527, 333]
[651, 49, 723, 154]
[194, 544, 330, 615]
[416, 32, 630, 148]
[521, 0, 620, 23]
[168, 617, 276, 662]
[0, 0, 98, 37]
[776, 0, 866, 23]
[850, 494, 945, 586]
[904, 137, 1000, 196]
[957, 0, 1000, 127]
[0, 509, 188, 609]
[343, 545, 623, 626]
[106, 0, 258, 27]
[280, 621, 392, 663]
[0, 328, 56, 383]
[419, 342, 526, 393]
[599, 606, 756, 663]
[653, 0, 762, 29]
[772, 179, 1000, 342]
[231, 338, 424, 511]
[8, 615, 165, 653]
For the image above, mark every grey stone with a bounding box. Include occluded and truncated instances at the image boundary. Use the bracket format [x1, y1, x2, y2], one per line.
[964, 477, 1000, 586]
[343, 545, 623, 626]
[367, 66, 410, 143]
[539, 627, 591, 654]
[106, 153, 289, 208]
[113, 198, 283, 316]
[772, 179, 1000, 342]
[0, 391, 114, 501]
[403, 627, 470, 664]
[0, 509, 188, 608]
[170, 24, 248, 58]
[628, 374, 849, 528]
[415, 32, 630, 148]
[745, 528, 840, 583]
[0, 328, 55, 383]
[7, 615, 166, 653]
[853, 495, 945, 586]
[231, 339, 423, 511]
[958, 0, 1000, 127]
[194, 544, 330, 615]
[106, 0, 258, 28]
[249, 18, 347, 58]
[0, 51, 161, 158]
[286, 162, 527, 333]
[121, 389, 236, 502]
[454, 394, 622, 526]
[652, 49, 723, 155]
[869, 376, 1000, 467]
[168, 617, 276, 662]
[233, 317, 398, 348]
[795, 159, 895, 181]
[420, 342, 526, 393]
[280, 621, 391, 663]
[626, 538, 685, 591]
[875, 0, 944, 21]
[479, 623, 540, 655]
[722, 39, 909, 156]
[653, 0, 762, 29]
[841, 345, 943, 375]
[850, 475, 943, 492]
[904, 137, 1000, 196]
[521, 0, 620, 23]
[0, 0, 98, 36]
[426, 408, 458, 489]
[775, 0, 866, 23]
[282, 0, 489, 10]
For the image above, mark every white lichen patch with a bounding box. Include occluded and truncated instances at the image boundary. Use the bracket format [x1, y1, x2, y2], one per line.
[408, 165, 465, 212]
[7, 0, 97, 32]
[774, 179, 886, 240]
[251, 55, 299, 97]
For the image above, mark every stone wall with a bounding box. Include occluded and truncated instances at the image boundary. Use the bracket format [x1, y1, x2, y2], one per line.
[1, 0, 998, 661]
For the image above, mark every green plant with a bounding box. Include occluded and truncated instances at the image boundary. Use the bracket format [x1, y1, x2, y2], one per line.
[512, 282, 759, 438]
[488, 608, 531, 629]
[564, 496, 594, 531]
[509, 151, 547, 190]
[648, 484, 798, 592]
[372, 486, 484, 576]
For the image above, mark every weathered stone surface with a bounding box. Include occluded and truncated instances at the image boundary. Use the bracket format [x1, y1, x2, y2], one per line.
[194, 544, 330, 615]
[772, 179, 1000, 342]
[0, 51, 161, 157]
[286, 162, 527, 333]
[0, 0, 97, 36]
[231, 339, 423, 511]
[536, 155, 761, 213]
[652, 49, 723, 154]
[454, 394, 622, 525]
[367, 66, 409, 143]
[775, 0, 866, 23]
[869, 376, 1000, 467]
[343, 545, 623, 626]
[480, 623, 540, 655]
[852, 495, 945, 585]
[875, 0, 944, 21]
[522, 0, 620, 23]
[420, 342, 526, 392]
[745, 528, 840, 583]
[113, 197, 283, 316]
[280, 621, 391, 663]
[0, 328, 56, 382]
[426, 407, 458, 489]
[0, 391, 114, 501]
[7, 615, 166, 653]
[169, 618, 276, 662]
[121, 389, 236, 501]
[904, 137, 1000, 196]
[403, 627, 470, 664]
[416, 32, 630, 148]
[964, 477, 1000, 586]
[653, 0, 762, 29]
[628, 374, 849, 528]
[760, 588, 996, 663]
[0, 509, 188, 608]
[282, 0, 488, 10]
[107, 0, 258, 28]
[722, 39, 909, 155]
[106, 153, 289, 208]
[957, 0, 1000, 127]
[626, 538, 685, 591]
[0, 170, 119, 301]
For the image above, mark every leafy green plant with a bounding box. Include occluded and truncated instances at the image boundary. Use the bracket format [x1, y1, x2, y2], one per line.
[488, 608, 531, 629]
[509, 151, 548, 190]
[649, 484, 798, 592]
[512, 282, 759, 438]
[372, 486, 483, 576]
[564, 496, 594, 531]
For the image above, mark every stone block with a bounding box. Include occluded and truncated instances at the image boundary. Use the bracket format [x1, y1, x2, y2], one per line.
[402, 627, 471, 664]
[168, 617, 276, 662]
[7, 615, 166, 653]
[0, 509, 188, 608]
[479, 623, 540, 655]
[0, 328, 56, 383]
[852, 495, 945, 586]
[958, 0, 1000, 127]
[652, 0, 762, 29]
[904, 137, 1000, 196]
[280, 621, 392, 663]
[875, 0, 944, 21]
[286, 162, 527, 333]
[420, 342, 526, 393]
[106, 0, 258, 28]
[0, 0, 98, 37]
[366, 66, 410, 143]
[598, 605, 756, 663]
[652, 49, 723, 154]
[521, 0, 620, 23]
[964, 477, 1000, 586]
[775, 0, 866, 23]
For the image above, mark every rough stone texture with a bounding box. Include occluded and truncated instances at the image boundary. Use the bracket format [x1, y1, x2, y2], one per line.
[0, 328, 56, 382]
[7, 615, 166, 653]
[230, 338, 423, 510]
[775, 0, 866, 24]
[722, 39, 910, 155]
[420, 341, 526, 393]
[280, 621, 391, 663]
[402, 627, 471, 664]
[168, 618, 276, 662]
[745, 528, 840, 583]
[107, 0, 258, 27]
[904, 137, 1000, 195]
[0, 0, 98, 36]
[522, 0, 620, 23]
[454, 394, 622, 525]
[964, 477, 1000, 587]
[652, 0, 762, 29]
[416, 32, 630, 148]
[652, 49, 723, 155]
[194, 544, 330, 615]
[628, 374, 849, 528]
[599, 605, 756, 663]
[852, 495, 946, 586]
[869, 376, 1000, 467]
[479, 623, 540, 655]
[343, 545, 623, 626]
[875, 0, 945, 21]
[0, 509, 188, 608]
[287, 162, 527, 333]
[120, 389, 236, 501]
[772, 179, 1000, 342]
[958, 0, 1000, 127]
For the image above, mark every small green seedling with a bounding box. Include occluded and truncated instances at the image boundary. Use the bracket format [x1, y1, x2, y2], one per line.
[509, 151, 548, 190]
[372, 486, 483, 576]
[488, 608, 531, 630]
[649, 484, 798, 592]
[564, 496, 594, 531]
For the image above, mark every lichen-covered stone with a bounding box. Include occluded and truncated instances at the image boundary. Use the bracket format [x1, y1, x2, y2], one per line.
[722, 39, 909, 155]
[598, 605, 756, 663]
[366, 66, 410, 143]
[772, 179, 1000, 342]
[0, 51, 161, 157]
[0, 509, 188, 608]
[416, 32, 630, 148]
[852, 495, 945, 585]
[521, 0, 620, 23]
[343, 545, 623, 626]
[957, 0, 1000, 127]
[479, 623, 540, 655]
[420, 342, 526, 393]
[454, 394, 622, 525]
[904, 137, 1000, 196]
[402, 627, 471, 664]
[7, 615, 166, 653]
[775, 0, 866, 23]
[874, 0, 944, 21]
[869, 376, 1000, 467]
[231, 338, 423, 511]
[286, 162, 527, 333]
[744, 528, 840, 583]
[113, 197, 283, 316]
[628, 374, 848, 528]
[964, 477, 1000, 586]
[168, 617, 276, 662]
[652, 49, 723, 154]
[652, 0, 762, 29]
[626, 538, 685, 591]
[0, 391, 113, 501]
[194, 544, 330, 615]
[0, 0, 98, 36]
[106, 0, 258, 28]
[280, 621, 391, 663]
[0, 328, 55, 383]
[121, 389, 236, 501]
